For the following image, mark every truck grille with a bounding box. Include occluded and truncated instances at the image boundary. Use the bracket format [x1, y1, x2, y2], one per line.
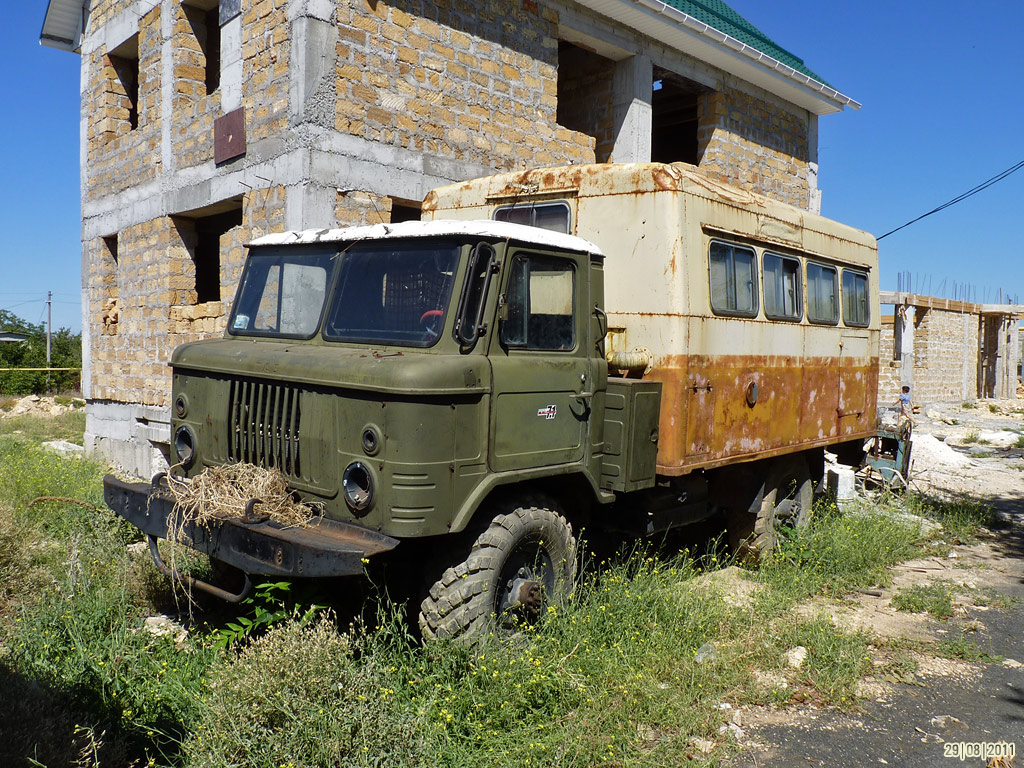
[228, 379, 302, 476]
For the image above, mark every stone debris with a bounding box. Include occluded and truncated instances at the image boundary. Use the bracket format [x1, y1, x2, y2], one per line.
[42, 440, 85, 456]
[929, 715, 968, 732]
[0, 395, 84, 418]
[911, 433, 973, 468]
[718, 722, 745, 740]
[785, 646, 808, 669]
[695, 641, 717, 663]
[126, 541, 149, 557]
[689, 737, 716, 754]
[143, 615, 189, 646]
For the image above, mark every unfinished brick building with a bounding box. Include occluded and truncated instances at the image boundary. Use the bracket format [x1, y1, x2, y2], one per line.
[879, 292, 1023, 405]
[41, 0, 858, 476]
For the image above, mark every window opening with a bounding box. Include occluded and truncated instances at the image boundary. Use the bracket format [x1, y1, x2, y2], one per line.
[556, 41, 616, 162]
[500, 255, 576, 351]
[763, 252, 802, 321]
[183, 1, 220, 95]
[108, 35, 140, 131]
[493, 201, 570, 234]
[389, 200, 421, 224]
[842, 269, 870, 327]
[806, 262, 839, 324]
[651, 67, 705, 165]
[708, 241, 757, 317]
[102, 235, 119, 265]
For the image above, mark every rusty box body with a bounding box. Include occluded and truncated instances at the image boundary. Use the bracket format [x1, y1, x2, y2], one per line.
[423, 162, 880, 477]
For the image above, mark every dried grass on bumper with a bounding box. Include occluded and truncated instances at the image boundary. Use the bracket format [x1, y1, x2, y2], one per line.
[166, 463, 320, 540]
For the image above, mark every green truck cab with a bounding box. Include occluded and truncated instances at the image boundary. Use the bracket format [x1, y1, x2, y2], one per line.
[104, 220, 667, 637]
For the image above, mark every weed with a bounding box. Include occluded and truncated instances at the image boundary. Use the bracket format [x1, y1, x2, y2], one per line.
[936, 634, 1003, 663]
[961, 401, 977, 409]
[962, 429, 980, 444]
[210, 580, 325, 650]
[988, 404, 998, 413]
[768, 615, 872, 705]
[878, 653, 921, 685]
[891, 582, 955, 619]
[1015, 435, 1024, 450]
[907, 494, 996, 544]
[756, 500, 922, 603]
[0, 410, 87, 444]
[970, 588, 1018, 609]
[0, 395, 16, 411]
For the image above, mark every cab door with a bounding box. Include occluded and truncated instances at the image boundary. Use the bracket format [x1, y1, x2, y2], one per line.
[488, 249, 591, 472]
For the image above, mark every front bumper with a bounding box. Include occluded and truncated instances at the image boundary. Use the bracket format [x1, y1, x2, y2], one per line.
[104, 474, 399, 587]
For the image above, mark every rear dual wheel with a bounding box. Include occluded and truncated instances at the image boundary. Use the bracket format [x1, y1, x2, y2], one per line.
[419, 504, 576, 642]
[727, 456, 814, 559]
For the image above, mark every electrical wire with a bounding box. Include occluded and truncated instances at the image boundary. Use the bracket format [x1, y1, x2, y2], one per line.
[878, 159, 1024, 240]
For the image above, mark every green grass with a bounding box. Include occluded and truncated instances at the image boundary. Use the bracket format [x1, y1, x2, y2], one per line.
[0, 410, 87, 444]
[1015, 435, 1024, 450]
[962, 429, 980, 444]
[891, 582, 955, 619]
[0, 414, 1008, 768]
[755, 500, 922, 603]
[904, 494, 997, 545]
[935, 633, 1003, 663]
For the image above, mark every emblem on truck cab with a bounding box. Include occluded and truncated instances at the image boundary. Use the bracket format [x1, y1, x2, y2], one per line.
[537, 405, 557, 420]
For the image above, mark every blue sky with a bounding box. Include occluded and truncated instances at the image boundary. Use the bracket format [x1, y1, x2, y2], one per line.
[3, 1, 1023, 332]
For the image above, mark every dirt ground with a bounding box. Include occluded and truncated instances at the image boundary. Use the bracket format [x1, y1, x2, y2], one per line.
[726, 400, 1024, 767]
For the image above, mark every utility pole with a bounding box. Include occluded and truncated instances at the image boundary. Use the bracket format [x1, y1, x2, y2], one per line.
[46, 291, 52, 390]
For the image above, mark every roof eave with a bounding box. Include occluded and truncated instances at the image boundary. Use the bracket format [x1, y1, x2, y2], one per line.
[40, 0, 86, 54]
[575, 0, 860, 115]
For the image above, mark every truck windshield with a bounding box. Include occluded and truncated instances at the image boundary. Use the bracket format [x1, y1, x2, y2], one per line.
[228, 247, 334, 339]
[323, 241, 460, 347]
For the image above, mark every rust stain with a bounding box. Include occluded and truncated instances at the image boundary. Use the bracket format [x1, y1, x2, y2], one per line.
[639, 353, 878, 475]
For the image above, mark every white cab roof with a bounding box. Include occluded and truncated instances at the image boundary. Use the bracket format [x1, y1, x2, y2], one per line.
[248, 219, 603, 257]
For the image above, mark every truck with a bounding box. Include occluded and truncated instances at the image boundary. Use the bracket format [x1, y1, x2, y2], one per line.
[104, 162, 886, 640]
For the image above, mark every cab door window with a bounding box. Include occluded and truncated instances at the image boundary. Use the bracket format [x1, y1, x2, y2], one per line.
[501, 255, 576, 351]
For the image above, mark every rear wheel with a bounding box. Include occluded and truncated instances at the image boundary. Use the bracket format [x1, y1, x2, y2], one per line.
[419, 505, 576, 642]
[749, 456, 813, 556]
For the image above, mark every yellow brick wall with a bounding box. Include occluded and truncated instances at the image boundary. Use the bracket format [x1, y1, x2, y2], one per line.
[85, 3, 162, 196]
[698, 86, 811, 209]
[335, 0, 595, 171]
[86, 187, 287, 405]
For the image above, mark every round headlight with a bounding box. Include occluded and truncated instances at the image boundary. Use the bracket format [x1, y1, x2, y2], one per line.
[342, 461, 374, 515]
[173, 425, 196, 467]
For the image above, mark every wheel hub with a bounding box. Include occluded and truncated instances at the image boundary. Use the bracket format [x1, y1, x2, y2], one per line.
[504, 567, 544, 620]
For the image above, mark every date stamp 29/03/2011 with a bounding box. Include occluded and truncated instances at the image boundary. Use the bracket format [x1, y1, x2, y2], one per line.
[943, 741, 1016, 761]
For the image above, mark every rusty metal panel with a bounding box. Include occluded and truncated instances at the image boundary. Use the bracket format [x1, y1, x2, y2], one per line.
[214, 108, 246, 165]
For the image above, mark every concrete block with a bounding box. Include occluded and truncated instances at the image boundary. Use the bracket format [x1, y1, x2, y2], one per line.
[826, 466, 857, 501]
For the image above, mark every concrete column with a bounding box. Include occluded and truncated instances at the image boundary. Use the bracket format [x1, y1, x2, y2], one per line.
[286, 180, 336, 230]
[807, 114, 821, 214]
[288, 9, 338, 129]
[609, 54, 652, 163]
[220, 15, 243, 112]
[996, 316, 1015, 398]
[897, 305, 915, 392]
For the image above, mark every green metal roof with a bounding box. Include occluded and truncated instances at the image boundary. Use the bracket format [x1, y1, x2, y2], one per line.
[661, 0, 829, 86]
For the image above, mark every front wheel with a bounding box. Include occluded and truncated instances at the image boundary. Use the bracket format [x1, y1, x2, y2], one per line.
[419, 505, 576, 642]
